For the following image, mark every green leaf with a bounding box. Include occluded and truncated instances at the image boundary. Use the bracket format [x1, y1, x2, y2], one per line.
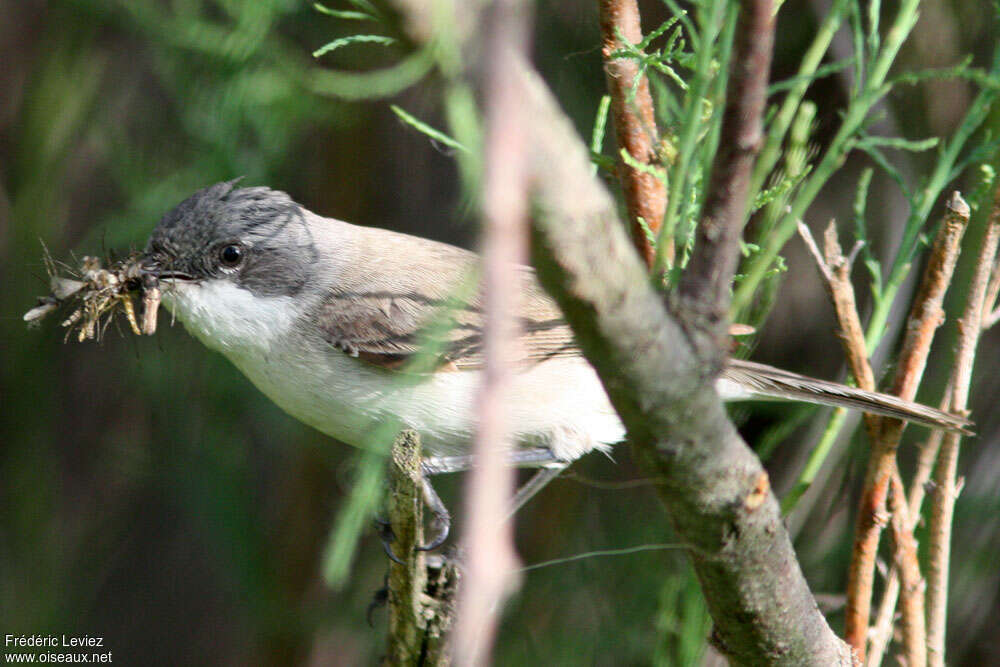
[590, 95, 612, 176]
[313, 2, 375, 21]
[856, 134, 940, 153]
[619, 147, 667, 183]
[312, 34, 395, 59]
[856, 141, 912, 201]
[390, 105, 469, 153]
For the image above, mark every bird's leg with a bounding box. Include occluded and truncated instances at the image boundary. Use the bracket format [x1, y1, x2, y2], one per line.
[414, 447, 568, 551]
[506, 462, 570, 520]
[416, 476, 452, 552]
[421, 447, 560, 475]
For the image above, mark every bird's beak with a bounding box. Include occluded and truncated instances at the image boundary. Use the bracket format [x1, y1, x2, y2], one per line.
[140, 251, 195, 282]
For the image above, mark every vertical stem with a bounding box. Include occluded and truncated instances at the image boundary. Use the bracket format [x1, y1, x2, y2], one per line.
[679, 0, 774, 346]
[599, 0, 668, 267]
[386, 431, 458, 666]
[925, 189, 1000, 666]
[844, 194, 969, 661]
[451, 1, 530, 663]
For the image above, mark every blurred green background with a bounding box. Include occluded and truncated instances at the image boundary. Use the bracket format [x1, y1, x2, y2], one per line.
[1, 1, 998, 664]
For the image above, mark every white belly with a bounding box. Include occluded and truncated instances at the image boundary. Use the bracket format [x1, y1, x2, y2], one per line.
[225, 338, 625, 460]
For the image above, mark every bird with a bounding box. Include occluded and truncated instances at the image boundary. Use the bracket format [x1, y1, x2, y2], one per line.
[140, 181, 970, 547]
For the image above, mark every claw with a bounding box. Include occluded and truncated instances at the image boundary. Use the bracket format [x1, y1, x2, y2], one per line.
[416, 478, 451, 552]
[374, 516, 405, 565]
[416, 510, 451, 552]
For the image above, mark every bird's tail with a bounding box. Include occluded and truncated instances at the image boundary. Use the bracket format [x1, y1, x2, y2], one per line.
[721, 359, 972, 434]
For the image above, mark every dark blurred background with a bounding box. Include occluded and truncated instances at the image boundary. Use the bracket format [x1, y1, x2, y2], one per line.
[1, 1, 998, 664]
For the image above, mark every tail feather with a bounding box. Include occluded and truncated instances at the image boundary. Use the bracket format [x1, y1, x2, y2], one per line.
[722, 359, 972, 434]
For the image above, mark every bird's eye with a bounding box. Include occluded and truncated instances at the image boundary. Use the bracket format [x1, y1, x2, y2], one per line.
[219, 244, 244, 268]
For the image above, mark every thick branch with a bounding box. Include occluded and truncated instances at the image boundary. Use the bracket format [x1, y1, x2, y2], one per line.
[517, 63, 851, 665]
[598, 0, 668, 267]
[679, 0, 774, 345]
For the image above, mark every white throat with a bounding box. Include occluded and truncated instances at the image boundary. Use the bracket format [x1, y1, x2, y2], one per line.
[160, 279, 300, 354]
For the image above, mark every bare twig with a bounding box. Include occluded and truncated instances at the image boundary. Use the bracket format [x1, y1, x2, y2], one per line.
[925, 188, 1000, 666]
[982, 304, 1000, 330]
[679, 0, 774, 347]
[451, 1, 529, 663]
[886, 475, 926, 667]
[866, 388, 951, 667]
[841, 194, 968, 661]
[386, 431, 458, 665]
[981, 254, 1000, 329]
[598, 0, 668, 267]
[798, 210, 971, 664]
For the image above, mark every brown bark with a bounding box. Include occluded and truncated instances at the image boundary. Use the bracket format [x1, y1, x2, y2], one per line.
[386, 431, 458, 666]
[679, 0, 775, 350]
[598, 0, 668, 267]
[925, 187, 1000, 665]
[845, 193, 968, 660]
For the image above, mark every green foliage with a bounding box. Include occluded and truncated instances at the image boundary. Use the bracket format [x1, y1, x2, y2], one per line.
[653, 567, 711, 666]
[313, 0, 380, 22]
[590, 94, 612, 176]
[313, 34, 396, 59]
[590, 0, 1000, 517]
[390, 105, 469, 153]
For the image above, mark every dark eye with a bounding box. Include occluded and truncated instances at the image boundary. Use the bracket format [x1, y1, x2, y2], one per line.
[219, 244, 243, 268]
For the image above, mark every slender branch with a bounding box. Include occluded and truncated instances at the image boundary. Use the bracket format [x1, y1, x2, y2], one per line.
[982, 303, 1000, 330]
[451, 1, 530, 663]
[386, 431, 458, 665]
[598, 0, 668, 267]
[518, 63, 852, 664]
[798, 212, 971, 664]
[840, 194, 968, 660]
[981, 254, 1000, 329]
[679, 0, 774, 348]
[925, 187, 1000, 666]
[866, 388, 951, 667]
[886, 474, 926, 667]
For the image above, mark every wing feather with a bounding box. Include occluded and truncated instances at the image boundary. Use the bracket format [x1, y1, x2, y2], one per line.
[310, 225, 578, 371]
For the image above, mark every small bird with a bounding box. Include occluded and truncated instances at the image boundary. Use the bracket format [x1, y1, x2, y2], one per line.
[141, 181, 969, 546]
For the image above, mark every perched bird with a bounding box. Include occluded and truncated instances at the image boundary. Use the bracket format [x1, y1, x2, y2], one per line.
[142, 181, 969, 546]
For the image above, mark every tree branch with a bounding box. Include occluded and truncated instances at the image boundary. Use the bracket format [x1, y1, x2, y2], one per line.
[386, 431, 458, 665]
[925, 186, 1000, 666]
[598, 0, 668, 267]
[679, 0, 774, 347]
[843, 193, 968, 660]
[517, 63, 851, 665]
[386, 2, 849, 661]
[451, 0, 530, 663]
[801, 195, 968, 663]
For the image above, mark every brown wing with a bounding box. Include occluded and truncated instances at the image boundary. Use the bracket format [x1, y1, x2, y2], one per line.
[311, 225, 578, 371]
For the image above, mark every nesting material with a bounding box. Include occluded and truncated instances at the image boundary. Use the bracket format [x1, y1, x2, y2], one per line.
[23, 252, 161, 341]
